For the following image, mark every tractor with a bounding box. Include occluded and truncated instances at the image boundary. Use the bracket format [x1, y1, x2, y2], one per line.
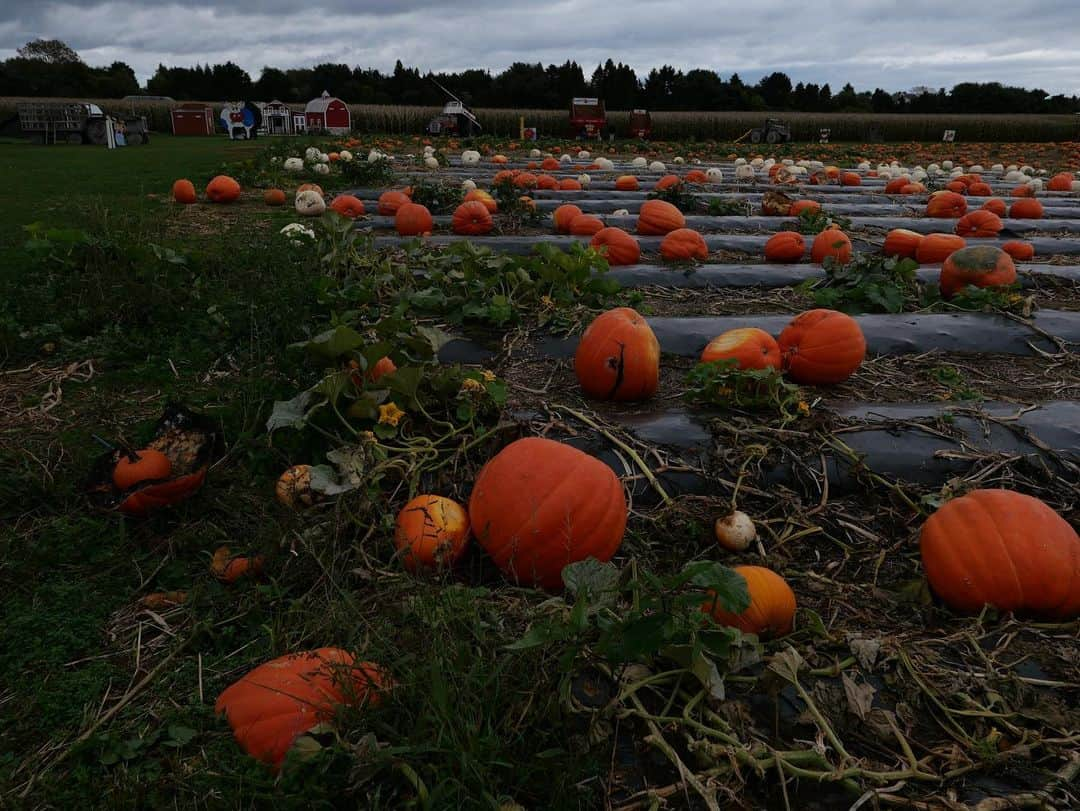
[747, 118, 791, 144]
[12, 100, 150, 145]
[425, 80, 482, 136]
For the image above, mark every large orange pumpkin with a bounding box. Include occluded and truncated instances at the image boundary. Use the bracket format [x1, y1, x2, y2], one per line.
[778, 309, 865, 384]
[216, 648, 388, 769]
[939, 246, 1017, 298]
[535, 174, 558, 190]
[981, 198, 1007, 216]
[377, 190, 410, 217]
[810, 228, 852, 264]
[883, 228, 923, 259]
[703, 565, 796, 637]
[659, 228, 708, 262]
[394, 494, 470, 571]
[920, 489, 1080, 618]
[172, 179, 197, 204]
[1001, 240, 1035, 261]
[637, 200, 686, 235]
[395, 203, 433, 236]
[558, 178, 583, 191]
[916, 233, 966, 264]
[468, 437, 628, 590]
[590, 227, 641, 266]
[206, 175, 241, 204]
[329, 194, 365, 218]
[700, 327, 781, 370]
[569, 215, 605, 236]
[575, 307, 659, 401]
[464, 189, 497, 213]
[925, 191, 967, 218]
[654, 174, 681, 191]
[840, 172, 861, 186]
[1009, 198, 1044, 219]
[513, 172, 538, 190]
[764, 231, 806, 263]
[541, 157, 560, 171]
[553, 204, 583, 233]
[615, 175, 640, 191]
[452, 201, 493, 235]
[788, 199, 821, 217]
[968, 182, 993, 197]
[954, 210, 1003, 238]
[1047, 172, 1075, 191]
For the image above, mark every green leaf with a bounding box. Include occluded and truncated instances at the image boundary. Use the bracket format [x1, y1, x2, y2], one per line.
[267, 391, 317, 432]
[294, 325, 366, 362]
[562, 559, 621, 606]
[606, 614, 675, 659]
[680, 562, 751, 614]
[163, 724, 197, 747]
[506, 620, 571, 650]
[415, 325, 454, 354]
[662, 644, 726, 700]
[308, 464, 359, 496]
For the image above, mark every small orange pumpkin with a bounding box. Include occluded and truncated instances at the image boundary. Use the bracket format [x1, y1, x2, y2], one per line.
[263, 188, 287, 206]
[513, 172, 538, 190]
[569, 215, 605, 236]
[654, 174, 681, 191]
[558, 178, 582, 191]
[778, 309, 865, 384]
[703, 565, 796, 637]
[1047, 172, 1075, 191]
[464, 189, 497, 213]
[172, 179, 197, 204]
[553, 204, 583, 233]
[329, 194, 365, 218]
[575, 307, 659, 401]
[684, 169, 707, 184]
[810, 228, 852, 264]
[395, 203, 433, 236]
[211, 546, 265, 584]
[1001, 240, 1035, 261]
[206, 175, 241, 204]
[764, 231, 806, 263]
[981, 198, 1007, 216]
[590, 227, 641, 266]
[700, 328, 781, 371]
[840, 172, 861, 186]
[368, 356, 397, 382]
[637, 200, 686, 235]
[377, 190, 410, 217]
[614, 175, 640, 191]
[788, 199, 821, 217]
[535, 174, 558, 190]
[541, 157, 560, 171]
[1009, 198, 1044, 219]
[915, 233, 966, 264]
[925, 190, 967, 218]
[659, 228, 708, 262]
[955, 210, 1003, 238]
[394, 495, 470, 571]
[452, 201, 493, 235]
[939, 246, 1017, 299]
[276, 464, 316, 509]
[883, 228, 923, 259]
[968, 182, 993, 197]
[113, 449, 172, 490]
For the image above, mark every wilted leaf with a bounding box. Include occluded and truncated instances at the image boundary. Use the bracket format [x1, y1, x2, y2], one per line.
[663, 644, 726, 700]
[768, 646, 805, 682]
[415, 325, 453, 354]
[267, 391, 317, 432]
[848, 636, 882, 670]
[308, 464, 359, 496]
[842, 672, 876, 721]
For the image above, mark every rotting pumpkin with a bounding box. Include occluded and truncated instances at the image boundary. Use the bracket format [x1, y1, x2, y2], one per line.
[574, 307, 660, 401]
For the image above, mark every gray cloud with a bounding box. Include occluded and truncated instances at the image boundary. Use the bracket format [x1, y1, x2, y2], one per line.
[2, 0, 1078, 95]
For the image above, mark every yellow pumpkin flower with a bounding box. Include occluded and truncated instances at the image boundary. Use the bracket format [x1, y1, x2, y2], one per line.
[378, 402, 405, 426]
[797, 401, 811, 416]
[459, 378, 483, 394]
[481, 370, 496, 383]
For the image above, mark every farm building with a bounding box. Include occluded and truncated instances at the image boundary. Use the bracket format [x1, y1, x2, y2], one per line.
[261, 100, 294, 135]
[170, 103, 214, 136]
[305, 91, 350, 134]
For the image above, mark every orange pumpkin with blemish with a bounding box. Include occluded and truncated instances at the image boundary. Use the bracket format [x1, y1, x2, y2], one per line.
[778, 309, 865, 385]
[700, 328, 781, 371]
[764, 231, 806, 263]
[590, 227, 641, 266]
[574, 307, 659, 401]
[939, 246, 1017, 299]
[394, 495, 470, 572]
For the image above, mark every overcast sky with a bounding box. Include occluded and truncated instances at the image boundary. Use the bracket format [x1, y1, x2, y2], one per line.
[2, 0, 1078, 96]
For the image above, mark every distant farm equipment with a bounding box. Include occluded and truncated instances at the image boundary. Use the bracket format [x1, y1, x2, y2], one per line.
[739, 117, 792, 145]
[570, 97, 606, 139]
[14, 100, 150, 145]
[425, 80, 481, 136]
[629, 109, 652, 139]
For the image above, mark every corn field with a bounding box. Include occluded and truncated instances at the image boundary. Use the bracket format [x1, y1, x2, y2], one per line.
[2, 97, 1078, 142]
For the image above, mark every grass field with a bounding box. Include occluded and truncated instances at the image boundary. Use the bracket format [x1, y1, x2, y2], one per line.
[2, 134, 1078, 809]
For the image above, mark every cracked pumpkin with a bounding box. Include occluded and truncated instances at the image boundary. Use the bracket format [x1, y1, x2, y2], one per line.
[574, 307, 660, 401]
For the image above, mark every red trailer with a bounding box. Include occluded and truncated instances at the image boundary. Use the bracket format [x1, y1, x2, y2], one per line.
[170, 103, 214, 136]
[629, 109, 652, 140]
[305, 91, 350, 134]
[569, 97, 606, 140]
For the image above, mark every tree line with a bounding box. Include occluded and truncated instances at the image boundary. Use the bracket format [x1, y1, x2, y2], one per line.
[3, 39, 1079, 116]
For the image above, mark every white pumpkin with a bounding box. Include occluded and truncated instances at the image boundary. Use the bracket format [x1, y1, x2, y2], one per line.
[312, 162, 330, 176]
[942, 160, 954, 170]
[368, 149, 385, 163]
[1020, 165, 1034, 175]
[734, 164, 755, 182]
[927, 163, 941, 174]
[461, 179, 477, 192]
[749, 157, 763, 168]
[1072, 181, 1080, 192]
[270, 156, 280, 164]
[424, 156, 440, 169]
[706, 167, 723, 183]
[318, 152, 329, 163]
[281, 222, 316, 244]
[423, 145, 435, 156]
[461, 150, 481, 165]
[968, 164, 985, 174]
[781, 158, 794, 166]
[631, 156, 648, 169]
[577, 150, 590, 159]
[673, 156, 685, 164]
[304, 146, 321, 162]
[857, 161, 870, 171]
[295, 190, 326, 217]
[734, 157, 747, 166]
[1006, 164, 1019, 173]
[577, 173, 591, 187]
[990, 163, 1004, 173]
[649, 160, 666, 173]
[612, 208, 629, 216]
[338, 150, 353, 162]
[1004, 170, 1026, 183]
[559, 154, 572, 164]
[714, 511, 757, 552]
[284, 157, 305, 172]
[1027, 178, 1044, 192]
[529, 148, 541, 158]
[595, 157, 614, 171]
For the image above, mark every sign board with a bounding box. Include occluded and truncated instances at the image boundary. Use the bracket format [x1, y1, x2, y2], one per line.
[942, 129, 956, 142]
[522, 127, 538, 141]
[572, 98, 598, 105]
[819, 128, 831, 144]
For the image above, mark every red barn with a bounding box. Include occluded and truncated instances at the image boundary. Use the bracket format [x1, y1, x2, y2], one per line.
[305, 91, 350, 134]
[170, 102, 214, 136]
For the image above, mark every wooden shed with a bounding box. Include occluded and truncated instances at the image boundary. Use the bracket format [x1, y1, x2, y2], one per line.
[170, 103, 214, 136]
[261, 100, 294, 135]
[305, 91, 350, 134]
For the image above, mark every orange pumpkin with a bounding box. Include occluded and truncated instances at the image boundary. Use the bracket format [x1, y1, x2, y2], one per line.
[883, 228, 923, 259]
[884, 177, 909, 194]
[1011, 184, 1035, 198]
[535, 174, 558, 190]
[590, 227, 641, 266]
[276, 464, 316, 509]
[764, 231, 806, 263]
[920, 489, 1080, 618]
[840, 172, 861, 186]
[614, 175, 640, 191]
[452, 201, 494, 235]
[211, 546, 265, 584]
[493, 169, 516, 186]
[968, 182, 993, 197]
[262, 188, 286, 206]
[946, 180, 968, 194]
[394, 495, 470, 571]
[659, 228, 708, 262]
[395, 203, 433, 236]
[329, 194, 365, 218]
[700, 328, 781, 371]
[939, 246, 1017, 298]
[778, 309, 866, 384]
[575, 307, 659, 401]
[684, 169, 707, 184]
[654, 174, 681, 191]
[1009, 198, 1044, 219]
[954, 210, 1003, 238]
[558, 178, 583, 191]
[1047, 172, 1075, 191]
[468, 437, 627, 590]
[637, 199, 686, 235]
[368, 356, 397, 382]
[553, 204, 583, 233]
[788, 199, 821, 217]
[377, 190, 410, 217]
[206, 175, 241, 204]
[215, 648, 387, 769]
[541, 157, 560, 171]
[464, 189, 497, 213]
[915, 233, 966, 264]
[925, 191, 967, 218]
[569, 215, 605, 236]
[900, 182, 926, 195]
[703, 565, 796, 637]
[113, 449, 172, 490]
[981, 198, 1007, 216]
[810, 228, 852, 264]
[513, 172, 537, 190]
[1001, 240, 1035, 261]
[172, 179, 197, 204]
